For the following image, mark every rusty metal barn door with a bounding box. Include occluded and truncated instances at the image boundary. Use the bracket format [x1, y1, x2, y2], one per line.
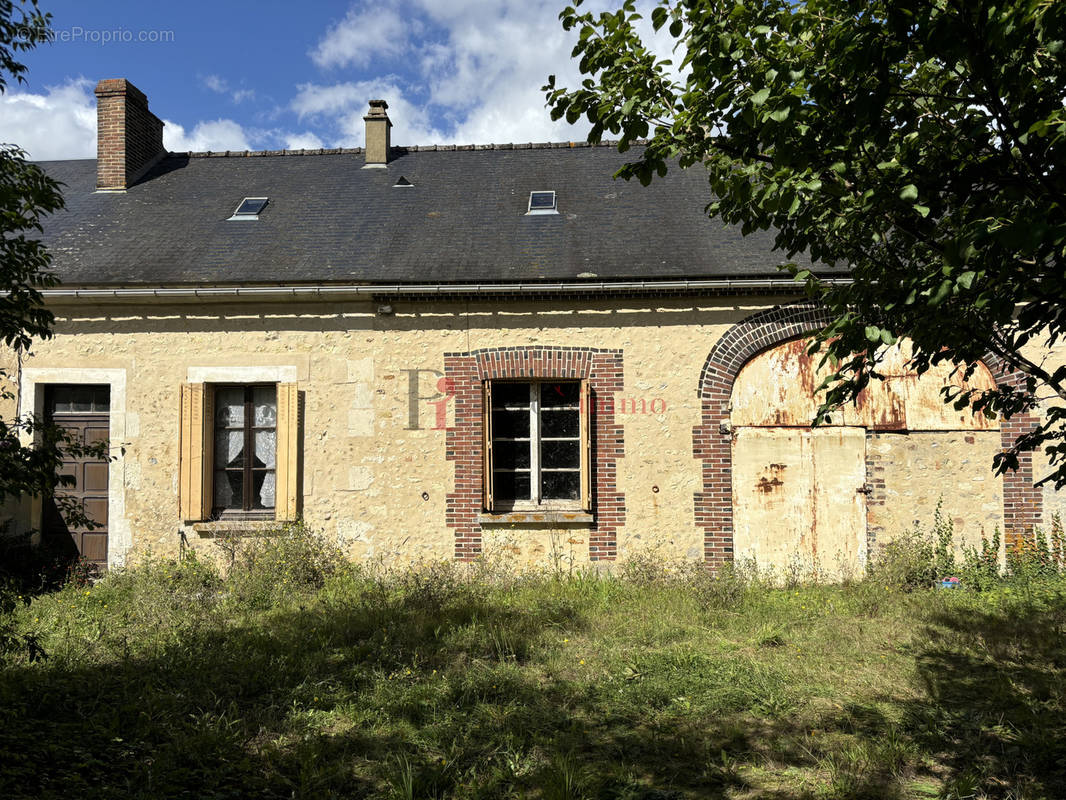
[732, 427, 867, 579]
[42, 385, 110, 568]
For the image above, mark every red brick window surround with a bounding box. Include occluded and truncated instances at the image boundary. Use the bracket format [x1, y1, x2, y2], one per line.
[693, 303, 1042, 570]
[445, 347, 624, 561]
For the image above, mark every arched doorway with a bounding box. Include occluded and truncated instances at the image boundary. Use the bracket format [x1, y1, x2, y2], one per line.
[692, 303, 1041, 575]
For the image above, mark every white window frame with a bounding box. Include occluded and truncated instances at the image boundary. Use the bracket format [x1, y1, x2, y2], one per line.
[484, 379, 591, 513]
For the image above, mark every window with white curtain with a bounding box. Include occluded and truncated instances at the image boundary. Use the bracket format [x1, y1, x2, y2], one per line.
[212, 385, 277, 515]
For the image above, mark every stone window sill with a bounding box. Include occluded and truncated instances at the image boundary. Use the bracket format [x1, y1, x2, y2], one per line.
[192, 519, 284, 537]
[478, 509, 593, 526]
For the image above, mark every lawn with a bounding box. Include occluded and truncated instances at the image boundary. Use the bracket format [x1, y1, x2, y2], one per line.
[1, 528, 1065, 799]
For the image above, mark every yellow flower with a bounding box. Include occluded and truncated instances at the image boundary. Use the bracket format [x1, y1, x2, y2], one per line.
[579, 659, 585, 665]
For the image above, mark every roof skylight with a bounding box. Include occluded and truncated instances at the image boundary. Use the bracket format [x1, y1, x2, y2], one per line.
[228, 197, 268, 220]
[526, 191, 558, 215]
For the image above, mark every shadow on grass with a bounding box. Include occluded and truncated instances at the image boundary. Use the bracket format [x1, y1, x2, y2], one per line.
[1, 587, 1064, 799]
[901, 599, 1066, 798]
[0, 587, 777, 800]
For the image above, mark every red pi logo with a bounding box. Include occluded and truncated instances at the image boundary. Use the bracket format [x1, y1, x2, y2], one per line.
[402, 369, 454, 430]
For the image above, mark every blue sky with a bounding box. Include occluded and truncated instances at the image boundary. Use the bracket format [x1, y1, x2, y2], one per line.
[1, 0, 670, 160]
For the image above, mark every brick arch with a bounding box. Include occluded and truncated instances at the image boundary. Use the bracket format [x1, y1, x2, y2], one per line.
[692, 303, 1042, 569]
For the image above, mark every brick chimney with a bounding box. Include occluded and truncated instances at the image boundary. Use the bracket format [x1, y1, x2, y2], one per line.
[94, 78, 165, 191]
[363, 99, 391, 166]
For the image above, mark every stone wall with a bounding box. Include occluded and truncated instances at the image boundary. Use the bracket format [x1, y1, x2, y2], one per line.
[5, 294, 1062, 571]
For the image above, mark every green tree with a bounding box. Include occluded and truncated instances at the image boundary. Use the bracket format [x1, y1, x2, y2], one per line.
[545, 0, 1066, 486]
[0, 0, 106, 565]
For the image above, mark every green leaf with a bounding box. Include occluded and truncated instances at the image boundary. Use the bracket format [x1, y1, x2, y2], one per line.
[929, 279, 953, 306]
[899, 184, 918, 202]
[751, 88, 771, 106]
[957, 271, 976, 289]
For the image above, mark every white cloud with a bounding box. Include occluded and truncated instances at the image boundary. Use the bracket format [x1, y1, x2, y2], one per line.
[0, 78, 96, 160]
[299, 0, 681, 147]
[292, 80, 446, 147]
[163, 119, 253, 152]
[311, 6, 413, 69]
[203, 74, 257, 104]
[3, 2, 686, 161]
[204, 74, 228, 94]
[284, 131, 325, 150]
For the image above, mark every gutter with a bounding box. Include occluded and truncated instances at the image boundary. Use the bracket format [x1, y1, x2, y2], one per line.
[40, 277, 850, 300]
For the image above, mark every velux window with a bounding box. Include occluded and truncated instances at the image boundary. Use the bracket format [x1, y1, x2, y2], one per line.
[483, 380, 591, 512]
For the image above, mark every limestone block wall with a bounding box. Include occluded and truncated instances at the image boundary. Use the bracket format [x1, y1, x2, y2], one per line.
[4, 294, 1062, 570]
[10, 295, 789, 567]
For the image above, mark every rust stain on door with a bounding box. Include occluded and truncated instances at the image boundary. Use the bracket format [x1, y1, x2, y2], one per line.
[732, 428, 866, 580]
[732, 338, 998, 431]
[756, 463, 787, 493]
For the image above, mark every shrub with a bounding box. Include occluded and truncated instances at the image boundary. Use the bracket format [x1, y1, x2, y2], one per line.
[1008, 514, 1066, 582]
[868, 499, 963, 589]
[219, 523, 347, 608]
[867, 526, 936, 590]
[957, 528, 1003, 592]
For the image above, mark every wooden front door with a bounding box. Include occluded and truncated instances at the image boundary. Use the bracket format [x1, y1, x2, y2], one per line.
[43, 385, 110, 568]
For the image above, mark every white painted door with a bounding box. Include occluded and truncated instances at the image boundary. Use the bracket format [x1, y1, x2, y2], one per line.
[732, 427, 867, 581]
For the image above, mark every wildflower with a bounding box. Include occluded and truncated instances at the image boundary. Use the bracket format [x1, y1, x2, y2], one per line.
[579, 659, 585, 665]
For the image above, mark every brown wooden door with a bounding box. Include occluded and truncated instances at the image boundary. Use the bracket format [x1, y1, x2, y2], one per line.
[42, 385, 110, 568]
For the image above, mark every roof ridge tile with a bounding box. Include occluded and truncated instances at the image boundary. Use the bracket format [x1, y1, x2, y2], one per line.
[169, 139, 644, 159]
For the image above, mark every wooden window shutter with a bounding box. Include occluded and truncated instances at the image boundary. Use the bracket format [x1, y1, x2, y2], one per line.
[482, 381, 494, 511]
[275, 382, 300, 521]
[179, 383, 212, 521]
[580, 379, 592, 513]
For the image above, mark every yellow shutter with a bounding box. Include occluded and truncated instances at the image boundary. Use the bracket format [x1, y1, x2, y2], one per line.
[482, 381, 494, 511]
[275, 382, 300, 521]
[179, 383, 211, 522]
[580, 379, 592, 513]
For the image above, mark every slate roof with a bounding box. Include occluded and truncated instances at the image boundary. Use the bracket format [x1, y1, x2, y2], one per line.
[37, 144, 829, 287]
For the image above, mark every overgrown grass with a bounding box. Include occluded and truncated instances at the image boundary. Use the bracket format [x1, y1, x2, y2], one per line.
[2, 524, 1066, 799]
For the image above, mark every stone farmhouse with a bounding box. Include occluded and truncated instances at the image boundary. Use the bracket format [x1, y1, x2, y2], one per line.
[8, 78, 1063, 575]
